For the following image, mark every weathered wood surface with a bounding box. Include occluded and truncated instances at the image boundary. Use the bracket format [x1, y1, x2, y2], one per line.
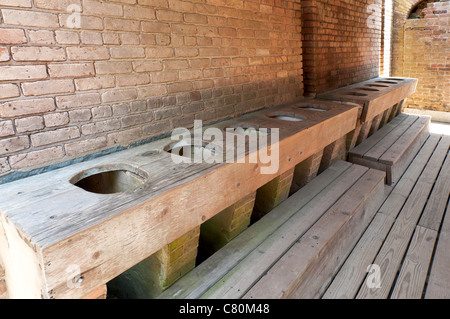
[243, 168, 385, 299]
[317, 77, 418, 123]
[0, 99, 359, 299]
[160, 160, 353, 299]
[323, 134, 441, 298]
[349, 114, 430, 185]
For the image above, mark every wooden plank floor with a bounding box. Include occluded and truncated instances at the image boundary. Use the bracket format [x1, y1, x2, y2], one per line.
[322, 133, 450, 299]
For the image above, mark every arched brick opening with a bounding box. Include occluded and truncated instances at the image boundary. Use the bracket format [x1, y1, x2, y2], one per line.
[390, 0, 423, 76]
[393, 0, 449, 112]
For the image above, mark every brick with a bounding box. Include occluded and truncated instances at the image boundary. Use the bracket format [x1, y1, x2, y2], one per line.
[137, 84, 167, 98]
[65, 136, 107, 157]
[28, 30, 55, 45]
[83, 0, 123, 17]
[141, 21, 171, 33]
[102, 32, 120, 45]
[2, 9, 59, 28]
[75, 76, 115, 91]
[11, 47, 66, 62]
[0, 47, 10, 62]
[107, 127, 142, 147]
[142, 120, 169, 136]
[0, 158, 10, 175]
[31, 127, 80, 147]
[163, 59, 189, 70]
[0, 65, 47, 81]
[0, 28, 27, 44]
[95, 61, 132, 74]
[104, 18, 140, 31]
[0, 120, 14, 138]
[151, 71, 178, 83]
[124, 5, 156, 20]
[120, 33, 140, 45]
[156, 9, 183, 22]
[91, 105, 112, 119]
[101, 88, 138, 103]
[120, 112, 153, 128]
[80, 31, 103, 45]
[48, 62, 95, 78]
[0, 98, 55, 118]
[174, 47, 198, 57]
[34, 0, 81, 11]
[44, 112, 70, 127]
[0, 84, 20, 100]
[69, 109, 91, 123]
[167, 81, 193, 93]
[130, 100, 147, 112]
[171, 23, 197, 35]
[116, 74, 150, 87]
[0, 0, 32, 7]
[140, 33, 156, 45]
[55, 31, 80, 45]
[9, 146, 65, 170]
[15, 116, 44, 133]
[0, 136, 30, 156]
[67, 47, 110, 61]
[133, 60, 163, 73]
[145, 47, 174, 58]
[56, 93, 101, 109]
[110, 47, 145, 59]
[138, 0, 168, 8]
[81, 119, 121, 135]
[59, 14, 103, 30]
[179, 69, 202, 80]
[21, 79, 75, 97]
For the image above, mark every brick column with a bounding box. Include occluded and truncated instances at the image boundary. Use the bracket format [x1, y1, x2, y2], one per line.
[108, 227, 200, 298]
[252, 168, 295, 222]
[290, 151, 323, 194]
[198, 192, 256, 261]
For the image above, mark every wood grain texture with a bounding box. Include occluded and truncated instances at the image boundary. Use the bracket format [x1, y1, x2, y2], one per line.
[0, 99, 359, 298]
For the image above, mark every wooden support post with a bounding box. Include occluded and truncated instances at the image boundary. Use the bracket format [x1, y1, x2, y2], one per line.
[107, 227, 200, 299]
[319, 136, 347, 173]
[379, 108, 391, 128]
[369, 113, 383, 136]
[81, 285, 107, 299]
[252, 168, 295, 222]
[290, 151, 324, 194]
[198, 192, 256, 261]
[357, 119, 373, 145]
[346, 122, 363, 152]
[396, 99, 405, 116]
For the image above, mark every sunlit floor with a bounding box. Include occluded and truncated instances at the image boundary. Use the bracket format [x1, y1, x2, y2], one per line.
[430, 121, 450, 136]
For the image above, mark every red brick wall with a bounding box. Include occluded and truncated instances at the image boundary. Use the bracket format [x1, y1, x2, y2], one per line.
[302, 0, 382, 95]
[403, 1, 450, 112]
[0, 0, 303, 178]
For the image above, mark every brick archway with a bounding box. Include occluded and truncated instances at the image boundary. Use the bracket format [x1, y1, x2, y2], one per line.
[390, 0, 424, 76]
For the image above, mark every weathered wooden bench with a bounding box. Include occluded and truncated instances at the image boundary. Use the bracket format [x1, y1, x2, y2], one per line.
[317, 77, 418, 150]
[0, 99, 359, 299]
[323, 134, 450, 299]
[160, 161, 385, 299]
[348, 113, 430, 185]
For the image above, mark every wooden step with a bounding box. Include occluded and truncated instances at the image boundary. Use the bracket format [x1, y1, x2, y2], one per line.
[323, 134, 442, 299]
[243, 168, 385, 299]
[348, 114, 430, 185]
[160, 161, 385, 299]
